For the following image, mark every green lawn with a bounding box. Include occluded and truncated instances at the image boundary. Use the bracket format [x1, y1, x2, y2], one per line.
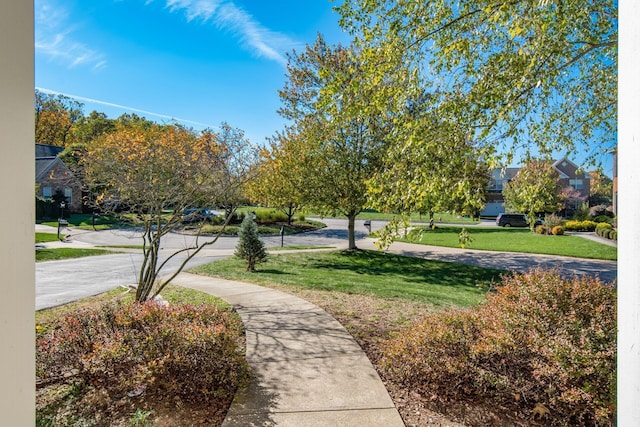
[35, 232, 60, 243]
[35, 247, 115, 262]
[400, 226, 617, 260]
[39, 213, 121, 230]
[191, 250, 505, 308]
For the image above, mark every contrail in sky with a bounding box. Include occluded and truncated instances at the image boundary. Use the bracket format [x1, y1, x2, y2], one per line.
[36, 87, 218, 129]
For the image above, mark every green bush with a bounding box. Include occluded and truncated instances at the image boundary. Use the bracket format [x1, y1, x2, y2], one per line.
[381, 269, 616, 426]
[596, 222, 613, 238]
[551, 225, 565, 236]
[36, 300, 249, 402]
[593, 215, 613, 224]
[610, 230, 617, 241]
[564, 220, 598, 232]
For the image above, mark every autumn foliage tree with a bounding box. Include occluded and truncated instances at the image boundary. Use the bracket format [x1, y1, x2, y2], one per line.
[35, 89, 84, 147]
[246, 128, 306, 225]
[85, 121, 256, 302]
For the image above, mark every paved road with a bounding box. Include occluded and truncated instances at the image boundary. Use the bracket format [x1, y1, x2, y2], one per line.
[36, 218, 617, 310]
[36, 219, 367, 310]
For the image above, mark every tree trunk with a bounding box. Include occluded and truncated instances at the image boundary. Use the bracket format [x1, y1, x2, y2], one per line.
[347, 213, 357, 250]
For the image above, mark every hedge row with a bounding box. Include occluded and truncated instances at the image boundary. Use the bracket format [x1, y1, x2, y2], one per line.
[595, 223, 618, 241]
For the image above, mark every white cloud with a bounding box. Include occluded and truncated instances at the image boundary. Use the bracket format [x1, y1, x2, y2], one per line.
[34, 0, 106, 70]
[156, 0, 297, 67]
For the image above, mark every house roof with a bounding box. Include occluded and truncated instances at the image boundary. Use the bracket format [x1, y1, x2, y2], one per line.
[35, 144, 64, 159]
[36, 157, 69, 182]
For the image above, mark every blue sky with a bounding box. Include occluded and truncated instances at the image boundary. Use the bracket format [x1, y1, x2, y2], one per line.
[35, 0, 351, 145]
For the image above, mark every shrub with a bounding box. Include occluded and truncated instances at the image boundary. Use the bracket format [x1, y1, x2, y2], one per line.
[36, 300, 249, 402]
[589, 205, 614, 219]
[593, 215, 613, 224]
[381, 269, 616, 426]
[535, 225, 548, 235]
[596, 222, 613, 238]
[564, 220, 598, 232]
[610, 230, 617, 240]
[572, 203, 591, 221]
[551, 225, 564, 235]
[543, 213, 564, 229]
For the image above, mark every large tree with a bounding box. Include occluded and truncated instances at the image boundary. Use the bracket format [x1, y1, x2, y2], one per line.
[85, 121, 256, 302]
[337, 0, 617, 164]
[247, 128, 307, 225]
[35, 89, 84, 147]
[502, 160, 562, 230]
[276, 35, 400, 249]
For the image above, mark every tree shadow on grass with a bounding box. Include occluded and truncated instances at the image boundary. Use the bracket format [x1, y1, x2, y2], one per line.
[308, 250, 505, 291]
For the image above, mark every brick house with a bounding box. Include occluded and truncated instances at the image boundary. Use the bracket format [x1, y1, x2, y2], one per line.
[35, 144, 83, 213]
[480, 157, 590, 217]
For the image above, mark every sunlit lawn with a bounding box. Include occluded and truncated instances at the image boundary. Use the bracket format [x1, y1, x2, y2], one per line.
[401, 226, 617, 260]
[35, 247, 115, 262]
[192, 250, 505, 308]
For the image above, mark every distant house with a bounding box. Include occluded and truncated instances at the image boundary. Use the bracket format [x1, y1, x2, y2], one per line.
[480, 157, 590, 217]
[483, 167, 520, 217]
[35, 144, 82, 213]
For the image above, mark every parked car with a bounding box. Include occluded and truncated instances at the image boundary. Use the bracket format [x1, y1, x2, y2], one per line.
[496, 213, 541, 227]
[182, 208, 217, 224]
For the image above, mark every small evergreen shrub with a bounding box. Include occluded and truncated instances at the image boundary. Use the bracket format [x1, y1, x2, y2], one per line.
[36, 300, 249, 402]
[610, 230, 617, 240]
[235, 214, 267, 271]
[381, 269, 616, 426]
[551, 225, 564, 235]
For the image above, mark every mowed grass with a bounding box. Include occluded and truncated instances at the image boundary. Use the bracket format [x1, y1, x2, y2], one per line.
[39, 213, 121, 230]
[35, 232, 60, 243]
[191, 250, 505, 308]
[36, 247, 114, 262]
[401, 226, 617, 260]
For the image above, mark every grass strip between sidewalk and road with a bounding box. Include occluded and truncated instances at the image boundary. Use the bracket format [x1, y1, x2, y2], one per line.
[400, 226, 617, 260]
[191, 249, 505, 308]
[36, 232, 61, 243]
[36, 247, 116, 262]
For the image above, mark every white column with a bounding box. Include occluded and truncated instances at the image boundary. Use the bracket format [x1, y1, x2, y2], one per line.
[0, 0, 35, 424]
[618, 0, 640, 424]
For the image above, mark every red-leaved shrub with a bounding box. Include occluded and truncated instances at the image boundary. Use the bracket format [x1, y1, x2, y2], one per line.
[37, 300, 249, 402]
[381, 269, 616, 426]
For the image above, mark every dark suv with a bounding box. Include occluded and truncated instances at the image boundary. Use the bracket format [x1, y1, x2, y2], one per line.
[496, 213, 528, 227]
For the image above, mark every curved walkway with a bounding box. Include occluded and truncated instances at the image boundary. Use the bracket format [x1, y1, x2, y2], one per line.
[171, 273, 404, 427]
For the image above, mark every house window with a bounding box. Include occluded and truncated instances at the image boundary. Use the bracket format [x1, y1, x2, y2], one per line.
[42, 187, 52, 198]
[64, 187, 73, 202]
[570, 179, 584, 190]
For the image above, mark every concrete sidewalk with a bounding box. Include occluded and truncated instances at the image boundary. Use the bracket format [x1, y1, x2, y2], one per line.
[171, 273, 405, 427]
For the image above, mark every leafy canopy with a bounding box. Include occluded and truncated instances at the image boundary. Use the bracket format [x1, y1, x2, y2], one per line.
[337, 0, 617, 165]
